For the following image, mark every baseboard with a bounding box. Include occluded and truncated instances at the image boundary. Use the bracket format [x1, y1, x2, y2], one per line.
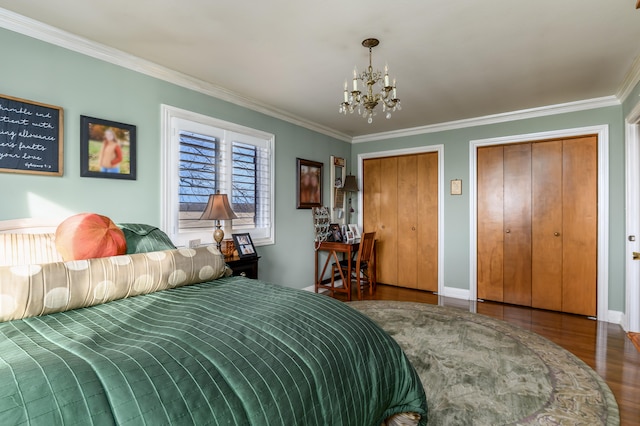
[607, 310, 624, 326]
[305, 284, 625, 326]
[303, 281, 344, 295]
[305, 283, 473, 299]
[440, 287, 623, 326]
[440, 286, 471, 301]
[303, 284, 329, 294]
[303, 277, 335, 293]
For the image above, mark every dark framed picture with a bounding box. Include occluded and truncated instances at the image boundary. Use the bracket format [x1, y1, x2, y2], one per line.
[0, 94, 64, 176]
[80, 115, 136, 180]
[232, 233, 257, 258]
[296, 158, 323, 209]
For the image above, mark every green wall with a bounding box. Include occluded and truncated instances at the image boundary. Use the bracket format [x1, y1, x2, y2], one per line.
[0, 28, 350, 288]
[1, 27, 637, 312]
[352, 106, 627, 312]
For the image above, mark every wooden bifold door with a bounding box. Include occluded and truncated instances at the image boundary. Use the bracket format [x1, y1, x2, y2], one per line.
[363, 152, 438, 291]
[477, 136, 597, 316]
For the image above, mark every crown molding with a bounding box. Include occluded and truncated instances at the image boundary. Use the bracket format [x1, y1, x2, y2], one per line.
[0, 8, 634, 145]
[352, 96, 620, 143]
[0, 8, 352, 143]
[616, 54, 640, 103]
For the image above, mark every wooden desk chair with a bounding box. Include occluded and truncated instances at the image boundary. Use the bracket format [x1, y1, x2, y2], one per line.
[331, 232, 376, 300]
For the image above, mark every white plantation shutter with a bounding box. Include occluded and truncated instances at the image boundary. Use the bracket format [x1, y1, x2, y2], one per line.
[161, 105, 274, 247]
[178, 131, 220, 230]
[229, 134, 272, 240]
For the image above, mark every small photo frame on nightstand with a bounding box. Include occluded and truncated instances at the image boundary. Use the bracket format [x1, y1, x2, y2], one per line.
[232, 233, 257, 258]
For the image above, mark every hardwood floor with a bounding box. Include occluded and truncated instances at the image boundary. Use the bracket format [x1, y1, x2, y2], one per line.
[339, 284, 640, 425]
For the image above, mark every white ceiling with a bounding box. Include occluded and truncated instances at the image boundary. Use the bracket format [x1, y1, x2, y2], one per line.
[1, 1, 639, 139]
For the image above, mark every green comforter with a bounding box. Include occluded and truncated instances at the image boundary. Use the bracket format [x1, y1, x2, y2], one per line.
[0, 277, 427, 425]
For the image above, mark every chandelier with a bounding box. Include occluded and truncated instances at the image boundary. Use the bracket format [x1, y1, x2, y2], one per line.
[339, 38, 401, 124]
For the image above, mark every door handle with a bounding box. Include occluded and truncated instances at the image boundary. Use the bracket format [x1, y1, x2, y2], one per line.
[634, 252, 640, 260]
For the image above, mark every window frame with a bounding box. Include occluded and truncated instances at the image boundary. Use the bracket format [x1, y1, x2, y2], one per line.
[161, 104, 275, 248]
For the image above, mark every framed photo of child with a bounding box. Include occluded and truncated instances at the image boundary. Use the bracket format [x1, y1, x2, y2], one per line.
[80, 115, 137, 180]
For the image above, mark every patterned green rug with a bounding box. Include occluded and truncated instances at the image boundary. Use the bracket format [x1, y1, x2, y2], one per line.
[348, 301, 619, 425]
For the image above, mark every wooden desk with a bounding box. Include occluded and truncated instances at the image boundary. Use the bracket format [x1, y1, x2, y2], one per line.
[314, 241, 359, 300]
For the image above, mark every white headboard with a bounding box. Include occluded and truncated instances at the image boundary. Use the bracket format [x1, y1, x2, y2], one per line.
[0, 218, 61, 234]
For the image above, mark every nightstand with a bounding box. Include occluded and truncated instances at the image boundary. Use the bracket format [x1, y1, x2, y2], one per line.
[225, 256, 260, 279]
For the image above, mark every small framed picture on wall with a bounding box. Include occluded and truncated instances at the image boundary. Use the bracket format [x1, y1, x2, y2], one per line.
[296, 158, 323, 209]
[80, 115, 137, 180]
[450, 179, 462, 195]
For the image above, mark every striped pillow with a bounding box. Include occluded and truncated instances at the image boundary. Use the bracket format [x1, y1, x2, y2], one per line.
[0, 233, 63, 266]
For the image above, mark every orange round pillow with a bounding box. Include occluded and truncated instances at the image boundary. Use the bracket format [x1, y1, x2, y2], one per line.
[55, 213, 127, 261]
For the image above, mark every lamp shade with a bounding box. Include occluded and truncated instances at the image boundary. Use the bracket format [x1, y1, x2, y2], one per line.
[199, 193, 238, 221]
[342, 175, 359, 192]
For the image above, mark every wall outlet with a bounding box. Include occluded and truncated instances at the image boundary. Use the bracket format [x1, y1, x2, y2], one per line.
[188, 239, 201, 248]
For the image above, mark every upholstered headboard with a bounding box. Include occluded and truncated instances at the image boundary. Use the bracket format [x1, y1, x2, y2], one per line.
[0, 218, 61, 234]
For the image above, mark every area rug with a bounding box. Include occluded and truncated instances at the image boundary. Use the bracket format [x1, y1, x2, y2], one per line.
[348, 301, 619, 425]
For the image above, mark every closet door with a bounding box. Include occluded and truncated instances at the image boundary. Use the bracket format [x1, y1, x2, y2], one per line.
[397, 155, 418, 288]
[562, 136, 597, 316]
[477, 143, 533, 306]
[378, 157, 399, 285]
[531, 140, 563, 311]
[502, 144, 532, 306]
[363, 153, 438, 290]
[477, 146, 504, 301]
[477, 136, 598, 316]
[417, 152, 439, 291]
[363, 159, 381, 241]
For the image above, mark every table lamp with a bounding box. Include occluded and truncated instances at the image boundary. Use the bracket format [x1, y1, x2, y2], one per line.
[200, 191, 238, 251]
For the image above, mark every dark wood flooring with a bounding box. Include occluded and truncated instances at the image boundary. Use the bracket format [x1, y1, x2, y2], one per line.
[335, 284, 640, 425]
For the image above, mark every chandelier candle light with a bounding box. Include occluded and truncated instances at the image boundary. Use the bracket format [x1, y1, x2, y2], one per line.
[339, 38, 400, 124]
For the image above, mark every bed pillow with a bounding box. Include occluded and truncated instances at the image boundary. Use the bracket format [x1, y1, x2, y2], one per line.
[117, 223, 176, 253]
[55, 213, 127, 261]
[0, 245, 227, 322]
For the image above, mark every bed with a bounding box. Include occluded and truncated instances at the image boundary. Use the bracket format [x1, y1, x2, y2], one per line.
[0, 218, 427, 425]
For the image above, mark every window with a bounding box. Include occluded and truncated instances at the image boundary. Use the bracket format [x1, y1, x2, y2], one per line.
[161, 105, 274, 247]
